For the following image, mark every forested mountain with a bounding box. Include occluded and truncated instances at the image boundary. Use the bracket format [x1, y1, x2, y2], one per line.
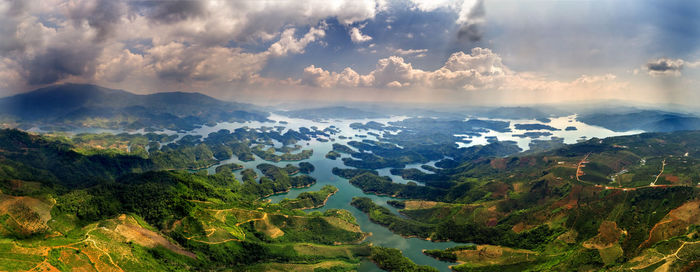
[0, 84, 269, 131]
[579, 110, 700, 132]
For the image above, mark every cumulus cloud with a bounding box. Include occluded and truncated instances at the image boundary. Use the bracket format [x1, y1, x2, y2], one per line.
[147, 42, 269, 82]
[409, 0, 486, 43]
[269, 27, 326, 56]
[302, 47, 508, 89]
[68, 0, 128, 42]
[300, 47, 622, 94]
[26, 45, 103, 85]
[302, 65, 373, 88]
[95, 45, 149, 83]
[0, 0, 386, 93]
[349, 27, 372, 43]
[134, 0, 207, 24]
[456, 0, 485, 43]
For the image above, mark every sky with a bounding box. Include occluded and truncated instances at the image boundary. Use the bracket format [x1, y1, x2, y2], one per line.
[0, 0, 699, 107]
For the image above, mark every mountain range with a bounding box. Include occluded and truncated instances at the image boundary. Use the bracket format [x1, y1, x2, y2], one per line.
[0, 84, 269, 131]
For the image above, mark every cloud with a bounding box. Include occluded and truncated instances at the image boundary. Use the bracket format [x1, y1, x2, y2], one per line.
[302, 47, 508, 89]
[147, 42, 269, 82]
[68, 0, 128, 42]
[134, 0, 207, 24]
[300, 47, 623, 94]
[644, 58, 698, 77]
[456, 0, 485, 43]
[268, 27, 326, 56]
[409, 0, 485, 43]
[95, 44, 150, 83]
[349, 27, 372, 43]
[302, 65, 373, 88]
[409, 0, 453, 12]
[0, 0, 386, 91]
[0, 58, 22, 89]
[0, 1, 49, 55]
[646, 58, 683, 76]
[26, 45, 103, 85]
[394, 48, 428, 55]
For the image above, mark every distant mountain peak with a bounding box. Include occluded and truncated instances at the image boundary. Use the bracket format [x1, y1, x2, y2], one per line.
[0, 83, 269, 131]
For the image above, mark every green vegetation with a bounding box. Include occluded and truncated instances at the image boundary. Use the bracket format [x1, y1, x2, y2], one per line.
[351, 197, 433, 238]
[370, 247, 438, 272]
[331, 143, 356, 154]
[2, 123, 700, 271]
[299, 162, 315, 174]
[325, 150, 341, 160]
[214, 163, 243, 177]
[331, 167, 378, 179]
[252, 145, 313, 162]
[0, 83, 270, 132]
[351, 197, 564, 249]
[423, 245, 476, 262]
[0, 129, 370, 271]
[349, 173, 446, 200]
[278, 185, 338, 210]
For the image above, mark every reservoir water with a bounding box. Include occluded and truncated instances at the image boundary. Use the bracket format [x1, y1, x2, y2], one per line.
[197, 114, 642, 271]
[57, 113, 643, 271]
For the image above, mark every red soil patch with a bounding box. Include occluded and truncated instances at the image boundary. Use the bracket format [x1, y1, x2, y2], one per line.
[511, 222, 536, 233]
[115, 215, 196, 258]
[639, 200, 700, 249]
[518, 156, 537, 166]
[552, 185, 582, 210]
[583, 221, 624, 249]
[661, 174, 680, 184]
[486, 218, 498, 227]
[486, 182, 510, 199]
[490, 158, 507, 170]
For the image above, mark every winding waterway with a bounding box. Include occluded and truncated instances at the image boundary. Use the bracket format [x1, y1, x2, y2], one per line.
[54, 113, 643, 271]
[197, 114, 642, 271]
[198, 115, 465, 271]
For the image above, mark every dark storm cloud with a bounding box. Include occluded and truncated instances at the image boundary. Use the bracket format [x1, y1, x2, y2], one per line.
[646, 58, 684, 76]
[132, 0, 207, 24]
[0, 0, 31, 54]
[69, 0, 127, 42]
[457, 0, 485, 43]
[25, 45, 102, 85]
[647, 59, 682, 72]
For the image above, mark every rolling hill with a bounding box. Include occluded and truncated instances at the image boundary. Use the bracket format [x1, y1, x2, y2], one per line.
[578, 110, 700, 132]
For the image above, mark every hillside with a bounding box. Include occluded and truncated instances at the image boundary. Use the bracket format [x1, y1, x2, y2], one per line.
[341, 130, 700, 271]
[0, 84, 269, 131]
[578, 110, 700, 132]
[0, 126, 698, 271]
[0, 129, 370, 271]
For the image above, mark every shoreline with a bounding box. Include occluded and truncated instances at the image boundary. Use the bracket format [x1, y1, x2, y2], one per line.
[300, 187, 339, 210]
[260, 182, 317, 199]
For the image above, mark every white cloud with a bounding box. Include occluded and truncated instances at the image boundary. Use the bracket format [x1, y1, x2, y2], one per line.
[409, 0, 485, 42]
[394, 48, 428, 55]
[300, 47, 622, 94]
[268, 27, 326, 56]
[349, 27, 372, 43]
[409, 0, 454, 12]
[147, 42, 269, 82]
[0, 0, 390, 95]
[302, 65, 373, 88]
[95, 45, 150, 83]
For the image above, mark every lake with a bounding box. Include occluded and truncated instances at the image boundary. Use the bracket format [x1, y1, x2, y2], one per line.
[59, 113, 643, 271]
